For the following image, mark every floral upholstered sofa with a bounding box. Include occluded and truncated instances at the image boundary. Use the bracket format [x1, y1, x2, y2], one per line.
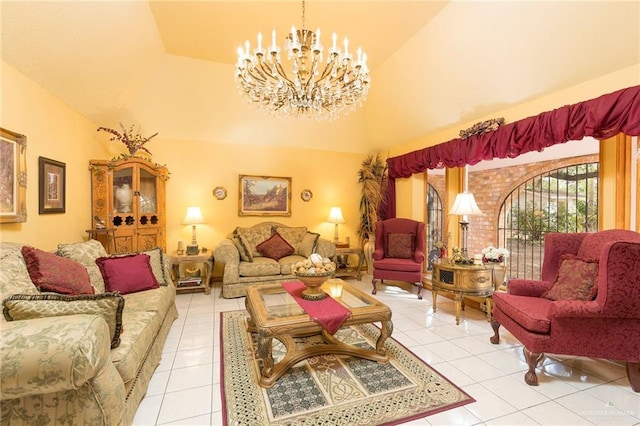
[214, 221, 336, 298]
[0, 240, 178, 425]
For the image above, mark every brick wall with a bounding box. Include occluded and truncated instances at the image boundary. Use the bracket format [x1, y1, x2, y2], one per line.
[465, 154, 598, 256]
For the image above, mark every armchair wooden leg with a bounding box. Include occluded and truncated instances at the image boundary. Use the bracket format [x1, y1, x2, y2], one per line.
[372, 278, 378, 295]
[415, 282, 423, 299]
[490, 319, 501, 344]
[626, 361, 640, 392]
[523, 348, 543, 386]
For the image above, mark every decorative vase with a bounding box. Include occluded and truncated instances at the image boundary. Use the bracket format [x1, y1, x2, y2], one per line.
[295, 271, 333, 301]
[115, 183, 133, 213]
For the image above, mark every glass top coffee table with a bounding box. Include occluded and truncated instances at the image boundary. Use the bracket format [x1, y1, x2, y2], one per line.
[245, 278, 393, 388]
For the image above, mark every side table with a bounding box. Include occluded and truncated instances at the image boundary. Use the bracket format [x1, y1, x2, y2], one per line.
[86, 228, 117, 254]
[431, 259, 504, 325]
[333, 246, 365, 281]
[167, 251, 213, 295]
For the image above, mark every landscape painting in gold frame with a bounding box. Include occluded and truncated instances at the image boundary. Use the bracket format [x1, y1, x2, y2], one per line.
[0, 128, 27, 223]
[238, 175, 291, 216]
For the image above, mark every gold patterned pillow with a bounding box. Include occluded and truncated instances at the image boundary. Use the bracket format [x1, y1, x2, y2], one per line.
[236, 225, 273, 260]
[57, 240, 108, 293]
[298, 232, 320, 257]
[3, 292, 125, 348]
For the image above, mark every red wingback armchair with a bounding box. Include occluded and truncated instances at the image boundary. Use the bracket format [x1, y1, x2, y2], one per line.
[490, 229, 640, 392]
[371, 218, 426, 299]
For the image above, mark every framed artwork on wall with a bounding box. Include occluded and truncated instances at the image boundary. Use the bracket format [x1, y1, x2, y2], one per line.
[0, 128, 27, 223]
[238, 175, 291, 216]
[38, 156, 66, 214]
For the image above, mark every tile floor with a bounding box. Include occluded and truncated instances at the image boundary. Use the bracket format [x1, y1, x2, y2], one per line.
[133, 277, 640, 425]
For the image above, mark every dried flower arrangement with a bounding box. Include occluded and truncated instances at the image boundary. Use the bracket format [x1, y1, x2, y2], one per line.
[97, 123, 158, 156]
[459, 117, 505, 139]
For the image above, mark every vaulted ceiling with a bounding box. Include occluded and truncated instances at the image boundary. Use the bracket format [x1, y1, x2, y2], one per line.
[2, 1, 638, 153]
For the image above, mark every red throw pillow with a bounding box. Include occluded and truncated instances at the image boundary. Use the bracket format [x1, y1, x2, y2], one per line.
[96, 254, 159, 295]
[256, 232, 295, 260]
[21, 246, 94, 295]
[543, 254, 599, 301]
[386, 233, 414, 259]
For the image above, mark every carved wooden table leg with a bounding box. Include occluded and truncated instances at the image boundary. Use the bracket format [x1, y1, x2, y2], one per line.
[454, 294, 462, 325]
[376, 320, 394, 356]
[490, 319, 501, 344]
[431, 289, 438, 312]
[257, 335, 274, 382]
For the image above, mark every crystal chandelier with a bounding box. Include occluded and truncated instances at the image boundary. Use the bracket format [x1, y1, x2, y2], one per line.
[235, 0, 370, 120]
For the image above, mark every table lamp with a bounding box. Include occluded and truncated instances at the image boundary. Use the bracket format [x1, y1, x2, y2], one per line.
[183, 207, 204, 255]
[327, 207, 345, 244]
[448, 192, 483, 258]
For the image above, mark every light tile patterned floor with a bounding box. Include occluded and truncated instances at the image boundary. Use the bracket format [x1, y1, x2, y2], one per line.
[133, 277, 640, 425]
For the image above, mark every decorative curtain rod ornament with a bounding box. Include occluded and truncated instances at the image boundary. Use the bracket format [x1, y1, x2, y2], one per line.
[459, 117, 505, 139]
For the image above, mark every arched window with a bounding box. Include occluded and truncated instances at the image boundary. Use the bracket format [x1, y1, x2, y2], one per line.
[426, 183, 444, 270]
[497, 162, 599, 280]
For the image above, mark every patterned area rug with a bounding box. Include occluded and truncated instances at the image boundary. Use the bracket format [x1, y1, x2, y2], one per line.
[220, 310, 474, 425]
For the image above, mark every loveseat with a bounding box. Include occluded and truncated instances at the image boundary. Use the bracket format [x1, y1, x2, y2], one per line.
[214, 222, 336, 298]
[0, 240, 178, 425]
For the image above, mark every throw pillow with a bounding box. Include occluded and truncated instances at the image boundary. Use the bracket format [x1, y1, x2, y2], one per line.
[256, 233, 295, 260]
[386, 233, 414, 259]
[57, 240, 108, 293]
[111, 247, 168, 285]
[96, 254, 159, 295]
[3, 292, 125, 348]
[273, 226, 307, 252]
[236, 225, 273, 260]
[298, 232, 320, 257]
[21, 246, 94, 295]
[231, 232, 251, 262]
[543, 254, 599, 301]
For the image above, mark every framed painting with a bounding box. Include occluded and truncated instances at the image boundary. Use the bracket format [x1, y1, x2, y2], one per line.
[0, 128, 27, 223]
[239, 175, 291, 216]
[39, 156, 66, 214]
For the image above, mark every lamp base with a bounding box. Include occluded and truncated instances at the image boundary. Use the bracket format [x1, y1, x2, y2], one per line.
[186, 244, 199, 255]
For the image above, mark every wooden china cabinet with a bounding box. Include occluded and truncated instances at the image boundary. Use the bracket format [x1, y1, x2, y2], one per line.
[89, 157, 169, 253]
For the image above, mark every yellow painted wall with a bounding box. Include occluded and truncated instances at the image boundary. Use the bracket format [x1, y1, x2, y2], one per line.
[151, 138, 364, 253]
[0, 61, 107, 250]
[1, 61, 366, 254]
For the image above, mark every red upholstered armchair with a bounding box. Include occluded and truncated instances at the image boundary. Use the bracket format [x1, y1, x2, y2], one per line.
[371, 218, 426, 299]
[490, 229, 640, 392]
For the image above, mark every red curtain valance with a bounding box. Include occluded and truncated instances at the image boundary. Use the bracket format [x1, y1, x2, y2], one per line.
[387, 85, 640, 179]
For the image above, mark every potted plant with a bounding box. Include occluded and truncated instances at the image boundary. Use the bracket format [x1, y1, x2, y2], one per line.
[357, 154, 388, 274]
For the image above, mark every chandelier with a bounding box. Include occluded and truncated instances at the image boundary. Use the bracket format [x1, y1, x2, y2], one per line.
[235, 1, 370, 120]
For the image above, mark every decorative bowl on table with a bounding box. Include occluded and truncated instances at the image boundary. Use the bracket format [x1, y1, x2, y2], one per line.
[293, 254, 336, 301]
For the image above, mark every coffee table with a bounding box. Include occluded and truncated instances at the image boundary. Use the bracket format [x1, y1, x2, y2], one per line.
[245, 278, 393, 388]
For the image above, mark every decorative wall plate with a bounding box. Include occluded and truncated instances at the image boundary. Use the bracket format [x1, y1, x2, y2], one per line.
[213, 186, 227, 200]
[301, 189, 313, 202]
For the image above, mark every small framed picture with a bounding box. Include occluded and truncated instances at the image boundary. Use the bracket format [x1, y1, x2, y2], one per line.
[301, 189, 313, 202]
[39, 156, 66, 214]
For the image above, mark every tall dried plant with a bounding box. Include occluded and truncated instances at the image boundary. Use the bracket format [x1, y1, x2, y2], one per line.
[357, 154, 388, 244]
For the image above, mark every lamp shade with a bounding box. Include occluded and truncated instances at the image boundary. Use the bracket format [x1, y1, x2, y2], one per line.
[183, 207, 204, 225]
[448, 192, 483, 216]
[326, 207, 345, 224]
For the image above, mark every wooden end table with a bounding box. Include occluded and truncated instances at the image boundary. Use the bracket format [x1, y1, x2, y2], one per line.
[333, 246, 365, 280]
[245, 279, 393, 388]
[168, 251, 213, 295]
[431, 259, 504, 325]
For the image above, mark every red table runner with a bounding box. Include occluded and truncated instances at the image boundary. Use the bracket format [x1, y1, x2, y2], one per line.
[282, 281, 351, 334]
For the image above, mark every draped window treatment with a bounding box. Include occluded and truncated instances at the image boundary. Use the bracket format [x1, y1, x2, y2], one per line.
[383, 85, 640, 218]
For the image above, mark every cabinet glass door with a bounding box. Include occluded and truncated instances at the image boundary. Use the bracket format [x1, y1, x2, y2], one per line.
[113, 167, 134, 214]
[138, 168, 157, 214]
